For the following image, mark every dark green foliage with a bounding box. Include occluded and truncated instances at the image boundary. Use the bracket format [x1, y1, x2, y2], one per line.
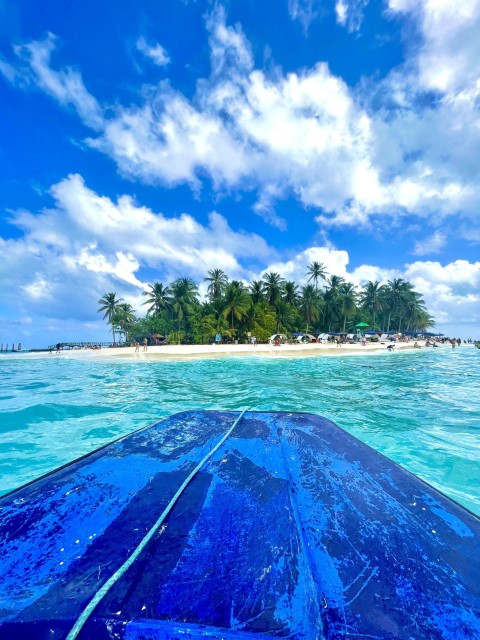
[98, 269, 435, 343]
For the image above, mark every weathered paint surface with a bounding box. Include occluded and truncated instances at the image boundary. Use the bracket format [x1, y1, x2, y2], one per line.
[0, 410, 479, 640]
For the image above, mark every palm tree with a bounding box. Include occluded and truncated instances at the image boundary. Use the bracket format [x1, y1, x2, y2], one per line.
[283, 281, 299, 306]
[243, 300, 276, 342]
[204, 269, 228, 302]
[307, 261, 328, 289]
[322, 288, 338, 332]
[142, 282, 172, 316]
[111, 303, 136, 342]
[275, 300, 296, 333]
[321, 275, 345, 331]
[262, 272, 285, 307]
[197, 313, 231, 343]
[414, 309, 435, 332]
[327, 275, 345, 290]
[403, 291, 427, 332]
[339, 283, 357, 333]
[358, 281, 385, 331]
[170, 278, 199, 333]
[249, 280, 264, 304]
[98, 292, 124, 342]
[382, 278, 412, 331]
[300, 284, 321, 333]
[222, 281, 251, 335]
[397, 284, 414, 332]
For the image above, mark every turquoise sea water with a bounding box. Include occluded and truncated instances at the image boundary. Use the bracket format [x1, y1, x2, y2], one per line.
[1, 347, 479, 515]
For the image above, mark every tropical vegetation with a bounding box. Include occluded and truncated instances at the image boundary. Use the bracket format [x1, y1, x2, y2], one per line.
[97, 264, 435, 344]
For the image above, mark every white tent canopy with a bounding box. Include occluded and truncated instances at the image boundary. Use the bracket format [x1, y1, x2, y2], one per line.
[269, 334, 288, 342]
[296, 334, 316, 342]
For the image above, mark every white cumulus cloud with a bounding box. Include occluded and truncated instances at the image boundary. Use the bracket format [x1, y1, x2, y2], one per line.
[334, 0, 369, 32]
[413, 231, 446, 256]
[5, 32, 104, 130]
[2, 4, 480, 243]
[288, 0, 322, 33]
[136, 37, 170, 67]
[0, 174, 274, 332]
[260, 246, 480, 336]
[388, 0, 480, 95]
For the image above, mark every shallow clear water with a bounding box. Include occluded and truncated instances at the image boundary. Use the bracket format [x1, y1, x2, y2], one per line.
[1, 347, 479, 515]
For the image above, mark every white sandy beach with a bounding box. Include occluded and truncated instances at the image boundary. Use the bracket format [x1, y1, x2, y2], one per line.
[4, 340, 471, 362]
[31, 339, 445, 361]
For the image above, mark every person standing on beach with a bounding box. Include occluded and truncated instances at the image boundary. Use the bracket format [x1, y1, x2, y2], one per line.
[143, 338, 148, 352]
[135, 341, 140, 353]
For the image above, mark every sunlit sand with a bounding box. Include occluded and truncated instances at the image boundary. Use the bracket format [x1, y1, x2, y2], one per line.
[46, 340, 432, 361]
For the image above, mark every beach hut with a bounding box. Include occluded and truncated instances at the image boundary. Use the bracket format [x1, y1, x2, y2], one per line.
[299, 333, 317, 343]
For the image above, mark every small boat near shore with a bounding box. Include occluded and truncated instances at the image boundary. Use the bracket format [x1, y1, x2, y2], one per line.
[0, 410, 479, 639]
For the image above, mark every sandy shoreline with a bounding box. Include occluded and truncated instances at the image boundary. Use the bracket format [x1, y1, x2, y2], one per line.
[2, 339, 464, 361]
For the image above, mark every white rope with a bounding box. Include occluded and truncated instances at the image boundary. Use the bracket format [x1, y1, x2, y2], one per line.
[66, 410, 247, 640]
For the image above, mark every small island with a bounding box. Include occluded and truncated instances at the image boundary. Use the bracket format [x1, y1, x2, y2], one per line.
[95, 264, 436, 349]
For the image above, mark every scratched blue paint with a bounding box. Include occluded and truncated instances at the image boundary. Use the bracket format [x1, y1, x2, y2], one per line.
[0, 410, 479, 640]
[421, 494, 474, 538]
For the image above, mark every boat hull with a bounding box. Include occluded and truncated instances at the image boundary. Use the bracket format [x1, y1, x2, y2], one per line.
[0, 410, 479, 639]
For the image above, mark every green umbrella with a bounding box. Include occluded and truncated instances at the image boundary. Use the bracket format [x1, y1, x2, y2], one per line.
[355, 322, 369, 327]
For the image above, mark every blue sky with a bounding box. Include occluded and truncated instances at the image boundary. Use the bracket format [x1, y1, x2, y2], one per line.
[1, 0, 479, 347]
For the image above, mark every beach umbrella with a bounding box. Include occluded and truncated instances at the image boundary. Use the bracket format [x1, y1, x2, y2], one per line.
[355, 322, 369, 328]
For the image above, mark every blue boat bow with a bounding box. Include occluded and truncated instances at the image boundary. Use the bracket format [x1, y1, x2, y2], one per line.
[0, 410, 479, 639]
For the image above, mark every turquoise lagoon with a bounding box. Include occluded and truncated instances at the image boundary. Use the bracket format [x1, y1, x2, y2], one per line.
[0, 347, 479, 515]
